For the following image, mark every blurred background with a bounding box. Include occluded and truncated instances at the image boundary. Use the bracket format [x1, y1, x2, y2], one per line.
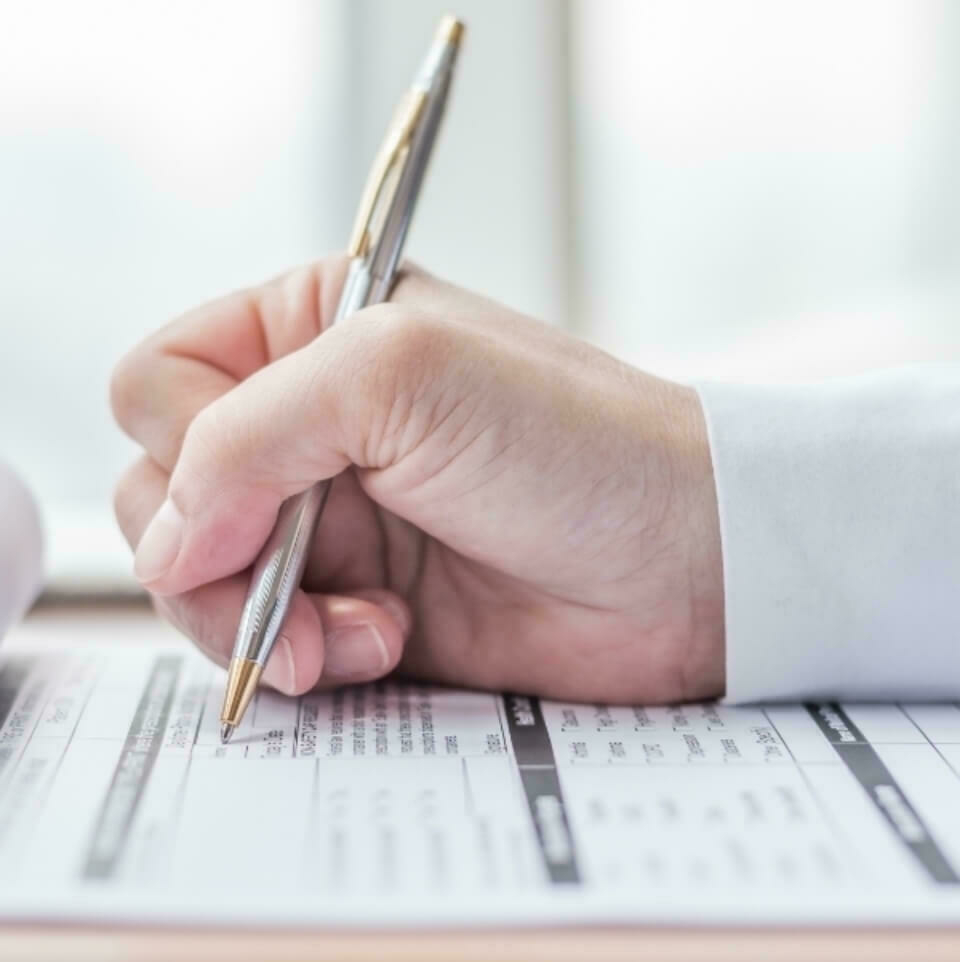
[1, 0, 959, 592]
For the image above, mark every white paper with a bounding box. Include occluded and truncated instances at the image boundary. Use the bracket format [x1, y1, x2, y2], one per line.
[0, 462, 43, 638]
[3, 635, 960, 928]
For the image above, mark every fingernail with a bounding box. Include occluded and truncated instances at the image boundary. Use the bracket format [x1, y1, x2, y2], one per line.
[324, 624, 389, 679]
[134, 499, 184, 583]
[262, 635, 295, 694]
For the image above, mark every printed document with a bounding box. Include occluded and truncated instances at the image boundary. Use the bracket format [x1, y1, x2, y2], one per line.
[3, 634, 960, 927]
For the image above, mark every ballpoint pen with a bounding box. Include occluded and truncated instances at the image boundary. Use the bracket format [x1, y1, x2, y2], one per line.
[219, 15, 464, 743]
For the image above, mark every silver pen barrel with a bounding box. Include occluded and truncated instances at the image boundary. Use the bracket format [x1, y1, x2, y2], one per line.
[219, 262, 372, 738]
[367, 23, 461, 301]
[233, 255, 370, 668]
[220, 17, 463, 743]
[235, 259, 374, 670]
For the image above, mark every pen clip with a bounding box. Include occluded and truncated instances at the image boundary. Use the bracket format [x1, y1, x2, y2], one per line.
[348, 90, 427, 259]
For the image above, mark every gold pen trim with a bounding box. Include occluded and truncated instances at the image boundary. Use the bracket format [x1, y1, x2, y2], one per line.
[220, 657, 263, 727]
[347, 90, 427, 258]
[436, 14, 464, 48]
[347, 15, 463, 258]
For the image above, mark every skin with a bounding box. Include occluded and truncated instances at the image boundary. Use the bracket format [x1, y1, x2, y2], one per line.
[111, 257, 725, 703]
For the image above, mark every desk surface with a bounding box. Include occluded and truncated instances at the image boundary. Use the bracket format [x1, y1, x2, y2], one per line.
[3, 926, 960, 962]
[3, 604, 960, 961]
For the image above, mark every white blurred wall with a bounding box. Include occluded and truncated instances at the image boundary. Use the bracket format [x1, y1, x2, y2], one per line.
[572, 0, 960, 379]
[0, 3, 351, 531]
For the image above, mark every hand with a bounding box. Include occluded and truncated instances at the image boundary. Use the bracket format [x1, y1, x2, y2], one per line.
[111, 259, 724, 703]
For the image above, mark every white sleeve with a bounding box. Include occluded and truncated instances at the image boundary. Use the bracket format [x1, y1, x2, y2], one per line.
[695, 365, 960, 703]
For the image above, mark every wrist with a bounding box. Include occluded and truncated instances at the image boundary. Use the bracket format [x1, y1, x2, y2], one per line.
[670, 384, 726, 699]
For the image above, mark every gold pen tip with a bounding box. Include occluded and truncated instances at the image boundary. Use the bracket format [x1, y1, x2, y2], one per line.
[220, 656, 262, 731]
[438, 14, 465, 47]
[220, 724, 235, 745]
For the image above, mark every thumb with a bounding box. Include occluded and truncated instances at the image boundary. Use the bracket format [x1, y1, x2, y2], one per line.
[133, 305, 441, 595]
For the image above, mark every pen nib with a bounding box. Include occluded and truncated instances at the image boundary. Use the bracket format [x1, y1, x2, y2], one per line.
[220, 723, 235, 745]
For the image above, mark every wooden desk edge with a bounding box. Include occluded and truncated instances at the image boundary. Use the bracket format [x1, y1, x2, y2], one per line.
[2, 924, 960, 962]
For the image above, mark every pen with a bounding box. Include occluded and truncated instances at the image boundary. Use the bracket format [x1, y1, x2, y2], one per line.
[219, 16, 464, 743]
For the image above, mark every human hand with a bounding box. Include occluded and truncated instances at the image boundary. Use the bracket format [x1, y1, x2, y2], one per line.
[111, 259, 724, 703]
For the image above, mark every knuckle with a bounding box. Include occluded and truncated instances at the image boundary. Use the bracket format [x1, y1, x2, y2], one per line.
[112, 464, 137, 531]
[325, 307, 454, 465]
[174, 404, 225, 486]
[112, 456, 159, 546]
[300, 303, 471, 469]
[109, 346, 147, 430]
[350, 304, 446, 374]
[170, 396, 261, 502]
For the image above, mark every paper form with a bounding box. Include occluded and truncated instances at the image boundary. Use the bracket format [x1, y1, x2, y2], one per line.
[3, 637, 960, 928]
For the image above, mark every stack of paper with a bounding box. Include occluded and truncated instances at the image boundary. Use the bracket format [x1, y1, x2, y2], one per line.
[1, 629, 960, 928]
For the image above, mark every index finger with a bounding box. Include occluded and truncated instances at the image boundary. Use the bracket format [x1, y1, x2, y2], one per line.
[110, 256, 350, 472]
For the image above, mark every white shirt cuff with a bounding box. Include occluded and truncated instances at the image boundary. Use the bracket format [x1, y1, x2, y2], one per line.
[696, 366, 960, 702]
